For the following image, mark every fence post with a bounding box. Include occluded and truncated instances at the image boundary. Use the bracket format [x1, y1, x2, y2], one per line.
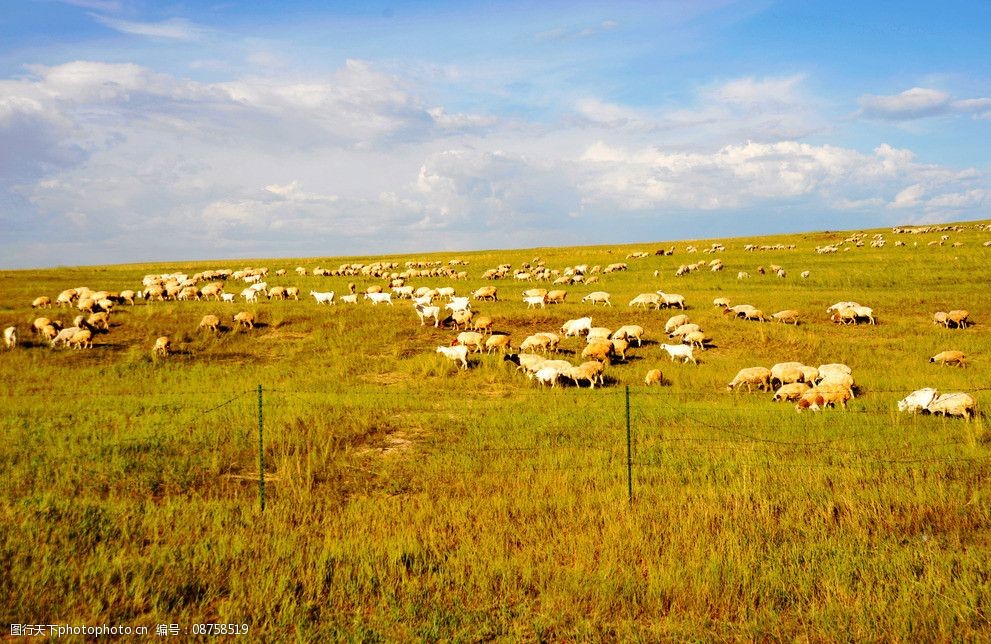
[258, 384, 265, 512]
[626, 385, 633, 504]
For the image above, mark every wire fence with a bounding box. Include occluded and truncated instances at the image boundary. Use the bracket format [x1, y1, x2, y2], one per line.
[2, 383, 987, 509]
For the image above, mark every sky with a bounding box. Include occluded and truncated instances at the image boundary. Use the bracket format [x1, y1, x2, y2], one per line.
[1, 1, 989, 268]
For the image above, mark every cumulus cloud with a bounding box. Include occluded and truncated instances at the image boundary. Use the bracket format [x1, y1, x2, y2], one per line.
[859, 87, 991, 121]
[576, 140, 985, 214]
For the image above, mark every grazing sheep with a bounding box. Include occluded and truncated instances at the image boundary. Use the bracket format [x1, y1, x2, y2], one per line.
[628, 293, 661, 309]
[898, 388, 940, 413]
[770, 362, 806, 388]
[473, 286, 498, 301]
[534, 366, 562, 388]
[586, 327, 613, 343]
[742, 309, 768, 322]
[234, 311, 255, 329]
[311, 290, 336, 305]
[612, 325, 644, 347]
[727, 367, 772, 392]
[152, 336, 171, 357]
[200, 283, 224, 301]
[340, 294, 358, 304]
[582, 291, 612, 306]
[668, 323, 700, 340]
[68, 328, 93, 349]
[926, 392, 977, 420]
[436, 344, 469, 370]
[535, 332, 560, 352]
[84, 312, 109, 332]
[521, 334, 553, 354]
[561, 317, 593, 337]
[414, 303, 441, 327]
[32, 296, 51, 308]
[660, 343, 696, 364]
[50, 326, 80, 348]
[611, 337, 630, 361]
[795, 383, 853, 412]
[801, 271, 810, 279]
[56, 289, 78, 307]
[365, 285, 383, 294]
[199, 315, 221, 333]
[545, 290, 568, 304]
[221, 293, 235, 303]
[683, 330, 706, 350]
[456, 331, 486, 353]
[656, 292, 686, 309]
[503, 352, 547, 374]
[817, 364, 852, 382]
[3, 326, 16, 349]
[32, 317, 53, 334]
[664, 314, 690, 334]
[644, 369, 662, 386]
[471, 316, 494, 335]
[522, 288, 548, 299]
[945, 310, 970, 329]
[776, 268, 786, 278]
[447, 309, 473, 330]
[713, 297, 731, 308]
[819, 371, 855, 395]
[930, 350, 966, 367]
[581, 340, 614, 365]
[773, 382, 811, 402]
[364, 292, 393, 305]
[565, 361, 606, 388]
[524, 295, 546, 309]
[485, 334, 512, 354]
[772, 310, 800, 325]
[737, 271, 750, 280]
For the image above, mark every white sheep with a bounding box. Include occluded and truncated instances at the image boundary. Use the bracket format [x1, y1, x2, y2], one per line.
[612, 325, 644, 347]
[581, 291, 612, 306]
[364, 292, 393, 305]
[456, 331, 486, 353]
[565, 361, 605, 388]
[656, 292, 686, 309]
[660, 343, 696, 364]
[3, 326, 16, 350]
[414, 303, 441, 327]
[628, 293, 660, 309]
[930, 350, 966, 367]
[340, 294, 358, 304]
[445, 296, 471, 313]
[504, 352, 548, 374]
[152, 336, 171, 357]
[533, 366, 561, 387]
[727, 367, 772, 392]
[664, 314, 690, 334]
[310, 290, 336, 305]
[927, 392, 977, 420]
[50, 326, 80, 348]
[436, 344, 469, 369]
[221, 293, 236, 303]
[524, 295, 546, 309]
[561, 317, 593, 337]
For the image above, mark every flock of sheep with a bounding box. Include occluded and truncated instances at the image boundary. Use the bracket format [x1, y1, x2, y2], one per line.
[3, 224, 986, 421]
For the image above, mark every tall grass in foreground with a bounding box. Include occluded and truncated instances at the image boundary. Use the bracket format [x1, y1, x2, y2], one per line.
[1, 223, 991, 639]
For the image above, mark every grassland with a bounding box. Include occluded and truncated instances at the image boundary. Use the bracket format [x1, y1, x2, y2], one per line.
[1, 222, 990, 640]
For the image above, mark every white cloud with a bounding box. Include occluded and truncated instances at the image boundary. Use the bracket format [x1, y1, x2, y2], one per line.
[707, 74, 807, 110]
[91, 15, 206, 41]
[859, 87, 991, 121]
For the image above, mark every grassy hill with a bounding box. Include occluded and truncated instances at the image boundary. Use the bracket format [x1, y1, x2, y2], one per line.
[2, 221, 990, 639]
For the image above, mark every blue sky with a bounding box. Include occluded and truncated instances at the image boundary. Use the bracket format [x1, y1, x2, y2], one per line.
[1, 1, 989, 267]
